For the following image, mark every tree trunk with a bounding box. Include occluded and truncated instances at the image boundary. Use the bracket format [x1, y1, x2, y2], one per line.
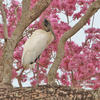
[1, 40, 14, 87]
[0, 85, 99, 100]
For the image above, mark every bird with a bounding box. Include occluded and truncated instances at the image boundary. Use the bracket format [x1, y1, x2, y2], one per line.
[21, 19, 56, 69]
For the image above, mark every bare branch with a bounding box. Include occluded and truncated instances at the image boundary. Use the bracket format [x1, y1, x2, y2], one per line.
[28, 0, 53, 22]
[48, 0, 100, 84]
[0, 0, 8, 41]
[22, 0, 31, 14]
[66, 12, 69, 24]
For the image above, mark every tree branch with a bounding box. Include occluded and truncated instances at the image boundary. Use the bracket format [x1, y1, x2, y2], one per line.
[0, 0, 8, 41]
[22, 0, 31, 14]
[48, 0, 100, 84]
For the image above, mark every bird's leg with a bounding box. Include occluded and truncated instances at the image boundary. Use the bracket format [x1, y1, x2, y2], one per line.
[17, 68, 25, 88]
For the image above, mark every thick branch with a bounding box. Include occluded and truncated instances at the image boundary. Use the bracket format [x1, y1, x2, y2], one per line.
[48, 0, 100, 84]
[22, 0, 31, 14]
[0, 0, 8, 40]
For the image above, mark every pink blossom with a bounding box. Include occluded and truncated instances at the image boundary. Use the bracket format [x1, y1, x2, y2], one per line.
[11, 0, 19, 7]
[12, 68, 17, 79]
[31, 80, 37, 87]
[30, 0, 38, 9]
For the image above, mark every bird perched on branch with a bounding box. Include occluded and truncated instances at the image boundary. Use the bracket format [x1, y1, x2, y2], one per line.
[21, 19, 56, 69]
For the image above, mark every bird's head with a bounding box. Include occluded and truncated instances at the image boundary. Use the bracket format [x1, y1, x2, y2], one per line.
[43, 19, 56, 40]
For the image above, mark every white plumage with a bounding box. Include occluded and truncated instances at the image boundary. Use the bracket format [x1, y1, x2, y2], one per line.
[21, 19, 55, 69]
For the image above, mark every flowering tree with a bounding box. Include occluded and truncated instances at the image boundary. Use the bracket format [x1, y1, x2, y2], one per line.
[0, 0, 100, 90]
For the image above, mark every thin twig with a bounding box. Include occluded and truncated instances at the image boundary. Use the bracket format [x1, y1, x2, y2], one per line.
[91, 14, 95, 28]
[66, 12, 69, 24]
[65, 12, 71, 41]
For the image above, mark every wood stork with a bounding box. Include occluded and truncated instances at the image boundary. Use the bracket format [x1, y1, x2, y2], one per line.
[22, 19, 56, 69]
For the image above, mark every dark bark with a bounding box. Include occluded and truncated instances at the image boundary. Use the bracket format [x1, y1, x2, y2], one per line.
[0, 85, 99, 100]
